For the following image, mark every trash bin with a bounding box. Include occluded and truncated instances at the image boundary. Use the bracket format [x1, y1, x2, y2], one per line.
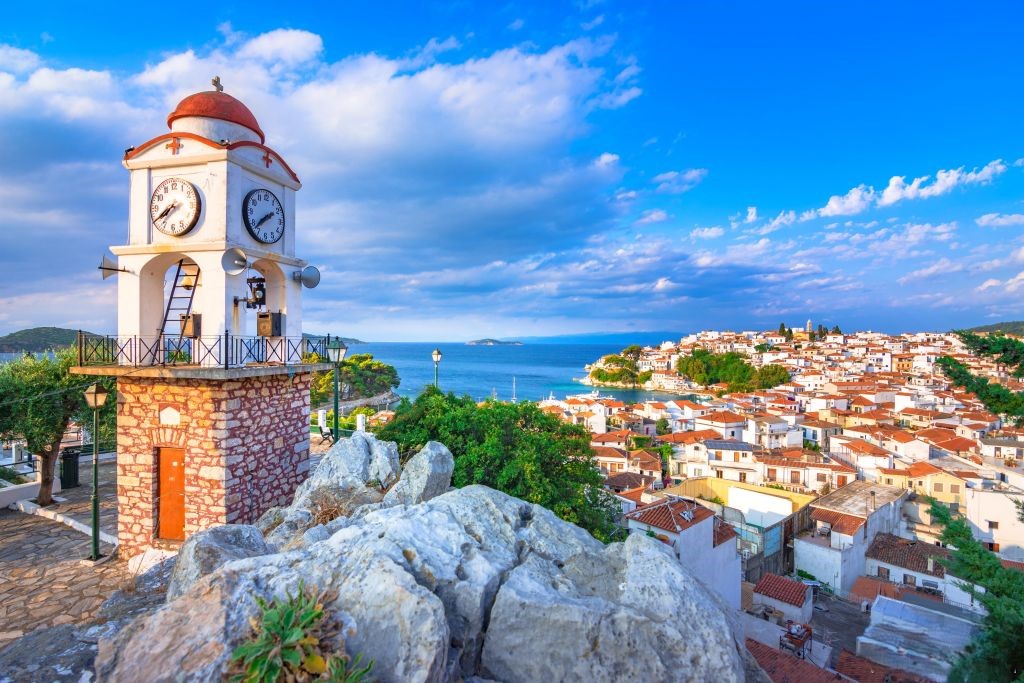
[60, 448, 80, 488]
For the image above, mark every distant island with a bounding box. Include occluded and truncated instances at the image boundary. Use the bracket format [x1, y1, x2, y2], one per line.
[302, 333, 366, 345]
[0, 327, 95, 353]
[466, 339, 522, 346]
[967, 321, 1024, 336]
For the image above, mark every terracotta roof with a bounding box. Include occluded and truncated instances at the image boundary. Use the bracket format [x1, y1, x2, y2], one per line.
[592, 446, 628, 460]
[866, 533, 948, 578]
[625, 498, 713, 534]
[713, 518, 738, 547]
[604, 471, 655, 490]
[745, 639, 838, 683]
[835, 649, 931, 682]
[167, 90, 265, 142]
[700, 410, 747, 424]
[659, 429, 723, 443]
[616, 486, 647, 505]
[753, 573, 810, 607]
[905, 461, 943, 477]
[811, 508, 865, 535]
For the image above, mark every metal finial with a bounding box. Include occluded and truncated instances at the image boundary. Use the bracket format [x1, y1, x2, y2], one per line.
[212, 76, 224, 92]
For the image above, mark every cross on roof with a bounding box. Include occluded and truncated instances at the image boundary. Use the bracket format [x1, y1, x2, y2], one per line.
[262, 150, 273, 168]
[165, 137, 182, 154]
[211, 76, 223, 92]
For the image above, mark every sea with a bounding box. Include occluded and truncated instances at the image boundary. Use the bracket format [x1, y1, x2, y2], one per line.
[0, 343, 687, 405]
[354, 342, 685, 404]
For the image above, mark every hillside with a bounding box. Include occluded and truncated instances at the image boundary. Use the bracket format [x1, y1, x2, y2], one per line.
[967, 321, 1024, 336]
[0, 327, 90, 353]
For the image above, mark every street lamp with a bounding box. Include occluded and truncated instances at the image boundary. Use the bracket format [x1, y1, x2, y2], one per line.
[432, 348, 442, 388]
[327, 339, 348, 440]
[82, 383, 108, 561]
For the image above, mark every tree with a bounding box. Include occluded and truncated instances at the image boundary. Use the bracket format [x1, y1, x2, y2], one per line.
[376, 387, 621, 541]
[754, 364, 791, 389]
[777, 322, 787, 335]
[655, 417, 670, 435]
[590, 345, 645, 387]
[0, 349, 115, 506]
[754, 343, 770, 354]
[830, 325, 842, 335]
[307, 352, 400, 408]
[929, 500, 1024, 681]
[783, 327, 794, 342]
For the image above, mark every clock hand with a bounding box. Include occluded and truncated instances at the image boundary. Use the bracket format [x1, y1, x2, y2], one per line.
[253, 212, 274, 230]
[155, 202, 177, 223]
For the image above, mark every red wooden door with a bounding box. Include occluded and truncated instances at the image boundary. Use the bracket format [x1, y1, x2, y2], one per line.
[158, 447, 185, 540]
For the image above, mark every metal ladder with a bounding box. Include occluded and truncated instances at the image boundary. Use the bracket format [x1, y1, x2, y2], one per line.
[155, 259, 200, 363]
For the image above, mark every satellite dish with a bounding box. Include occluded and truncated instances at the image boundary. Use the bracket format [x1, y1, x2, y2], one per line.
[294, 265, 321, 289]
[222, 248, 248, 275]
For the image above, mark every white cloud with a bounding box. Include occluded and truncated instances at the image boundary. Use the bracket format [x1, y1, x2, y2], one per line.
[653, 168, 707, 194]
[593, 152, 619, 168]
[1007, 272, 1024, 293]
[897, 257, 963, 285]
[582, 15, 605, 30]
[690, 226, 724, 239]
[0, 45, 41, 74]
[751, 210, 796, 235]
[977, 278, 1002, 291]
[236, 29, 324, 66]
[976, 212, 1024, 227]
[744, 206, 757, 224]
[636, 209, 668, 225]
[507, 18, 525, 31]
[878, 159, 1006, 207]
[817, 184, 876, 217]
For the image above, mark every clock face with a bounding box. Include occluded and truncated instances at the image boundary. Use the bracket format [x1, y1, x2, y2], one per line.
[150, 178, 201, 236]
[242, 189, 285, 244]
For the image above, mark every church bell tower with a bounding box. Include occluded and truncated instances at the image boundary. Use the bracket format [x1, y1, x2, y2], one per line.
[73, 79, 332, 558]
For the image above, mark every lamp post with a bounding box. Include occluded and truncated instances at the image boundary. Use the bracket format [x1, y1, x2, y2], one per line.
[82, 383, 108, 561]
[327, 339, 348, 440]
[432, 348, 442, 388]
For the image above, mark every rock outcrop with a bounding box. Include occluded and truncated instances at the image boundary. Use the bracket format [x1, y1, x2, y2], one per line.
[95, 433, 748, 682]
[166, 524, 271, 600]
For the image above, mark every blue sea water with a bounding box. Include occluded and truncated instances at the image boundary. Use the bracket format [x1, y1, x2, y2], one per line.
[354, 342, 684, 404]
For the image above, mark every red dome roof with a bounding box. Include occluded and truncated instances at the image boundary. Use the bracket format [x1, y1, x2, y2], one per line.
[167, 91, 265, 143]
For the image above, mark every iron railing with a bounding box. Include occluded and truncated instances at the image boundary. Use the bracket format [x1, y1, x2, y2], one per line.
[77, 331, 332, 369]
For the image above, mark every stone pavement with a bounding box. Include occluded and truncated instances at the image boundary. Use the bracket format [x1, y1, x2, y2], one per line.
[48, 458, 118, 537]
[0, 508, 128, 651]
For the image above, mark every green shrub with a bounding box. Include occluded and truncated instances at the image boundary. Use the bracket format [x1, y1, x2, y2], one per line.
[229, 580, 373, 683]
[0, 466, 25, 484]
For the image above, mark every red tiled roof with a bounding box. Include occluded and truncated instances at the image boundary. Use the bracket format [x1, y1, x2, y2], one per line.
[906, 461, 943, 477]
[835, 649, 931, 683]
[713, 518, 738, 547]
[753, 573, 810, 607]
[658, 429, 722, 443]
[866, 533, 948, 578]
[625, 498, 713, 534]
[811, 508, 865, 535]
[745, 639, 837, 683]
[700, 410, 747, 424]
[616, 486, 646, 505]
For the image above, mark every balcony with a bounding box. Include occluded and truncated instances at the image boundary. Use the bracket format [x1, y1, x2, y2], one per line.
[73, 331, 335, 378]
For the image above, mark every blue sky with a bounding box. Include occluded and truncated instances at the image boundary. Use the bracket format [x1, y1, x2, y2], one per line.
[1, 2, 1022, 341]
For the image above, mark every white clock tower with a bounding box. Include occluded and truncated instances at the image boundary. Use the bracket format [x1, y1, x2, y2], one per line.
[73, 80, 333, 558]
[113, 77, 313, 360]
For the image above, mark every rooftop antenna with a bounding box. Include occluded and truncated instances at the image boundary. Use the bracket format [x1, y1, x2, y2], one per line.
[212, 75, 224, 92]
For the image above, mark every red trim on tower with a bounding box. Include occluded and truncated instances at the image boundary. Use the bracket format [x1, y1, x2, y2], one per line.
[124, 133, 300, 184]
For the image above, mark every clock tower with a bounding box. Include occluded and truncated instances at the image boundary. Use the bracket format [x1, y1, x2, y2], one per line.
[73, 80, 333, 559]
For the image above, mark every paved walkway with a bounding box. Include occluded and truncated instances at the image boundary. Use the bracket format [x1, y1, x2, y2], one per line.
[47, 459, 119, 537]
[0, 510, 128, 650]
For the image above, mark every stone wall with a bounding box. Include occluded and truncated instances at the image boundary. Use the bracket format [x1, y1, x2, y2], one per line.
[116, 371, 312, 557]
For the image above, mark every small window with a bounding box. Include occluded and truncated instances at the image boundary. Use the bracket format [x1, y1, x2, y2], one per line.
[904, 574, 916, 587]
[767, 468, 777, 480]
[933, 483, 943, 493]
[885, 477, 893, 485]
[817, 473, 827, 482]
[988, 521, 999, 530]
[790, 471, 801, 484]
[877, 566, 890, 580]
[986, 542, 1000, 552]
[950, 484, 960, 493]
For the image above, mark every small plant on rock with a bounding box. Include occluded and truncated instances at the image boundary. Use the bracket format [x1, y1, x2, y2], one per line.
[229, 580, 373, 682]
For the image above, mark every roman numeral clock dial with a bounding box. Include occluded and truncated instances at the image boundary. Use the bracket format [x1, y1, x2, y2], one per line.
[242, 189, 285, 244]
[150, 178, 201, 236]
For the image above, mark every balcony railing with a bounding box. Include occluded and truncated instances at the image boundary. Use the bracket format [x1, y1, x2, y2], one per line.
[76, 331, 331, 369]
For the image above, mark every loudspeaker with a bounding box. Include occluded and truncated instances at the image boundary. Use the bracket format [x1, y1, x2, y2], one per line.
[180, 314, 201, 338]
[293, 265, 321, 289]
[222, 248, 248, 275]
[257, 311, 283, 337]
